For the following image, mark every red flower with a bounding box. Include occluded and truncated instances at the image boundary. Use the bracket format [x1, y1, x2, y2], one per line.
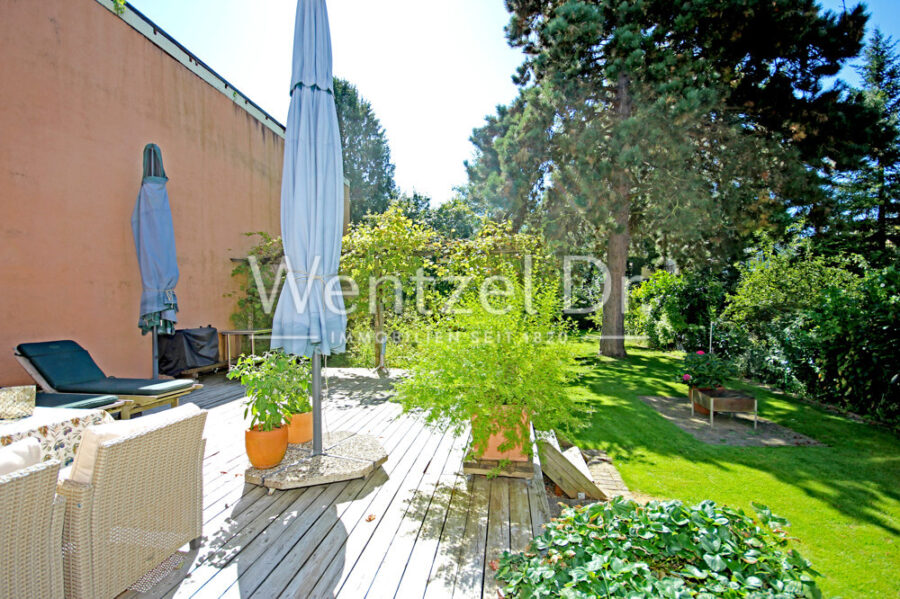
[683, 374, 692, 381]
[696, 350, 705, 355]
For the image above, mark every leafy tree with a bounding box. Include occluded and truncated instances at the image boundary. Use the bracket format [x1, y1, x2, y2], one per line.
[488, 0, 873, 357]
[392, 192, 432, 224]
[341, 206, 439, 369]
[824, 30, 900, 265]
[805, 266, 899, 423]
[722, 235, 861, 393]
[429, 197, 482, 239]
[627, 270, 728, 352]
[723, 238, 859, 335]
[333, 78, 397, 222]
[395, 192, 484, 239]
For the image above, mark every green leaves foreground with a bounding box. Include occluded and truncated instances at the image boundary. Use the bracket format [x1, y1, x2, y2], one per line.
[496, 497, 822, 599]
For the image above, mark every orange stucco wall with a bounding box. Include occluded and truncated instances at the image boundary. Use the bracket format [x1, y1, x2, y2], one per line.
[0, 0, 284, 384]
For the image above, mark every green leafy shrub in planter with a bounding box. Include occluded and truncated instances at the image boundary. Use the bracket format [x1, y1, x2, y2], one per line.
[395, 276, 577, 461]
[227, 350, 311, 430]
[679, 351, 736, 390]
[497, 497, 822, 598]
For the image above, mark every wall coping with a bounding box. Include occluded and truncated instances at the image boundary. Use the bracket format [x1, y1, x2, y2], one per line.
[94, 0, 287, 137]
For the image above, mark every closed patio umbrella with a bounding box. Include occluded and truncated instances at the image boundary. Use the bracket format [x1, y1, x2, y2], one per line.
[131, 143, 179, 379]
[271, 0, 347, 456]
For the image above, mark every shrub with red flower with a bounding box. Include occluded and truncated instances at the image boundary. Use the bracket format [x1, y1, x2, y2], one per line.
[678, 351, 735, 389]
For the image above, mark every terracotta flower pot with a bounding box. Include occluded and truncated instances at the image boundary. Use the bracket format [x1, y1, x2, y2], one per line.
[287, 412, 313, 444]
[245, 425, 288, 469]
[472, 408, 531, 462]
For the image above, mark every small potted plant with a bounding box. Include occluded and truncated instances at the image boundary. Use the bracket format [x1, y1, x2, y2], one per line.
[679, 350, 736, 413]
[395, 280, 576, 470]
[279, 356, 313, 445]
[227, 350, 309, 469]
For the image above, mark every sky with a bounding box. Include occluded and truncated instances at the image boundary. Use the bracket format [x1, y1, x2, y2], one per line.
[127, 0, 899, 206]
[127, 0, 523, 206]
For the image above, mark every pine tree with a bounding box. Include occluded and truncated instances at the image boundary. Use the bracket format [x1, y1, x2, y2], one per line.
[825, 30, 900, 264]
[494, 0, 873, 357]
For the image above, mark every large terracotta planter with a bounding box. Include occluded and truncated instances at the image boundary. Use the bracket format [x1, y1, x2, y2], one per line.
[287, 412, 313, 444]
[472, 408, 531, 462]
[245, 425, 288, 469]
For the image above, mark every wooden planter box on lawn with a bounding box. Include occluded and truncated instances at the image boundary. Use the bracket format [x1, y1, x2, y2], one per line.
[690, 387, 758, 428]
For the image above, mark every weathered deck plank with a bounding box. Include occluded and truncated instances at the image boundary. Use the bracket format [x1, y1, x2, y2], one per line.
[451, 475, 491, 598]
[509, 479, 533, 551]
[483, 478, 511, 599]
[260, 410, 436, 598]
[394, 434, 471, 599]
[331, 425, 455, 598]
[245, 411, 426, 597]
[421, 472, 472, 599]
[364, 431, 470, 598]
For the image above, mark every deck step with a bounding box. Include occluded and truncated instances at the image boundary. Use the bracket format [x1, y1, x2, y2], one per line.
[536, 431, 608, 501]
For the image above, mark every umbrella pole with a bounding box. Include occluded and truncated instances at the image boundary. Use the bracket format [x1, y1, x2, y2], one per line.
[152, 325, 159, 380]
[312, 349, 323, 456]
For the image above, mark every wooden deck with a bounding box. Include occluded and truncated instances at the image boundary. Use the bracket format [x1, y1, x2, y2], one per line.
[132, 369, 551, 599]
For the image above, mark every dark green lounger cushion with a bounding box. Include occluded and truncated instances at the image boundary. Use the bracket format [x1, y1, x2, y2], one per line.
[17, 340, 106, 389]
[35, 393, 118, 410]
[17, 340, 194, 396]
[61, 378, 193, 396]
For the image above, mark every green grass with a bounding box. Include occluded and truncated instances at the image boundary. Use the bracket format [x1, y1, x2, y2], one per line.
[565, 341, 900, 598]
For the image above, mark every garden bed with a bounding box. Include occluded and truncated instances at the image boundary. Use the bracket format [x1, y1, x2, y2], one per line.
[640, 395, 821, 447]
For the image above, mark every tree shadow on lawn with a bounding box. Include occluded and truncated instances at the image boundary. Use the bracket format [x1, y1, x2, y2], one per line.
[567, 347, 900, 538]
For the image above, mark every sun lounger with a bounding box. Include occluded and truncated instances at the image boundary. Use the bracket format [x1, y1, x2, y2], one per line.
[15, 341, 201, 419]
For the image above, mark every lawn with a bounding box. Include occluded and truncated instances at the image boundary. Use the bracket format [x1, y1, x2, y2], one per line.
[565, 340, 900, 598]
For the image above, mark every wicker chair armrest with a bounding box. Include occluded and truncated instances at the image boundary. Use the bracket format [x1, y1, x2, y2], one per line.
[57, 478, 94, 599]
[51, 494, 66, 537]
[0, 458, 60, 484]
[50, 494, 66, 597]
[0, 459, 62, 598]
[57, 477, 92, 503]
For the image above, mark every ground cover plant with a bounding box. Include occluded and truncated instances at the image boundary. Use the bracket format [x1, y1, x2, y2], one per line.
[557, 340, 900, 598]
[497, 497, 822, 598]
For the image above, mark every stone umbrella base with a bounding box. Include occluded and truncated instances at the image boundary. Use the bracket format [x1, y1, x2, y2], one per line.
[245, 431, 388, 490]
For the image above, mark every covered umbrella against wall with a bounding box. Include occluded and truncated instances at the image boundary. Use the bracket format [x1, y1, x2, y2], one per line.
[132, 143, 179, 379]
[252, 0, 386, 490]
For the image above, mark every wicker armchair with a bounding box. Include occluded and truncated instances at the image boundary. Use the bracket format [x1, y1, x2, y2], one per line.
[57, 405, 207, 599]
[0, 460, 65, 598]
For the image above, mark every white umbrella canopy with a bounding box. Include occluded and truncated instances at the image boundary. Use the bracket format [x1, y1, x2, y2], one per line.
[271, 0, 347, 358]
[244, 0, 388, 488]
[132, 143, 179, 379]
